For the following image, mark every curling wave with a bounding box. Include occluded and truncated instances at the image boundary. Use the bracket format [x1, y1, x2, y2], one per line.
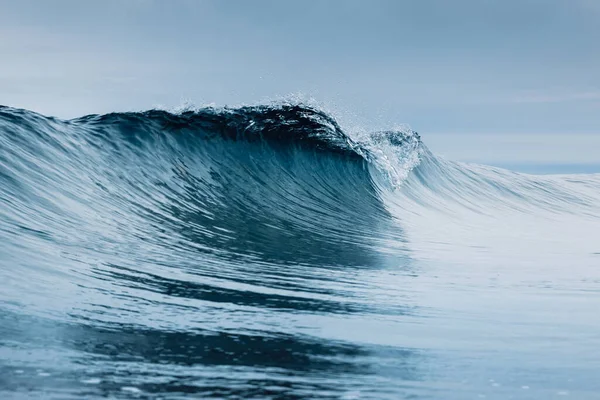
[1, 103, 600, 399]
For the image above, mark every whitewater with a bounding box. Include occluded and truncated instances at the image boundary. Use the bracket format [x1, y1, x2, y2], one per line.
[1, 103, 599, 399]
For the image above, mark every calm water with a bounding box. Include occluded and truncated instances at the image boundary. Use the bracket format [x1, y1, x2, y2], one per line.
[1, 104, 599, 399]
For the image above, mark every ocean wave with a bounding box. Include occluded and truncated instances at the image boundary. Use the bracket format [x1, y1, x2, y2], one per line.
[1, 103, 599, 398]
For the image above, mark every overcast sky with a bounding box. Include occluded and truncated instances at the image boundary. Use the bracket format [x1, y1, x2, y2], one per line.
[1, 0, 599, 168]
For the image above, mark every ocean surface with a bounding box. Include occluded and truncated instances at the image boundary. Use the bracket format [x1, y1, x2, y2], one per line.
[1, 104, 599, 399]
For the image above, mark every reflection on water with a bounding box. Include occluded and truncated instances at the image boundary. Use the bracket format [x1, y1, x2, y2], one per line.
[0, 308, 420, 399]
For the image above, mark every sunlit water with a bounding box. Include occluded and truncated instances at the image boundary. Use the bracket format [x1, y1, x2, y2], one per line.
[1, 104, 599, 399]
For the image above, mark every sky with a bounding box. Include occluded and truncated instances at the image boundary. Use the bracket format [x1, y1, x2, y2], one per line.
[1, 0, 599, 169]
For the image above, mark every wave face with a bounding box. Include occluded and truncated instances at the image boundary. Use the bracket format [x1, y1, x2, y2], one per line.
[1, 104, 600, 399]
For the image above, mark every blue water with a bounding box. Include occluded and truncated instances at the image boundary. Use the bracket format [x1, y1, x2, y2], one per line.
[1, 104, 599, 399]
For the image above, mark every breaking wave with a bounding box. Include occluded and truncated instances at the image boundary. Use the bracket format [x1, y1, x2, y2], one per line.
[1, 103, 599, 399]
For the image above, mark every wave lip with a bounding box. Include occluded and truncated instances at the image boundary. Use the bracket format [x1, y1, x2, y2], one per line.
[71, 104, 363, 156]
